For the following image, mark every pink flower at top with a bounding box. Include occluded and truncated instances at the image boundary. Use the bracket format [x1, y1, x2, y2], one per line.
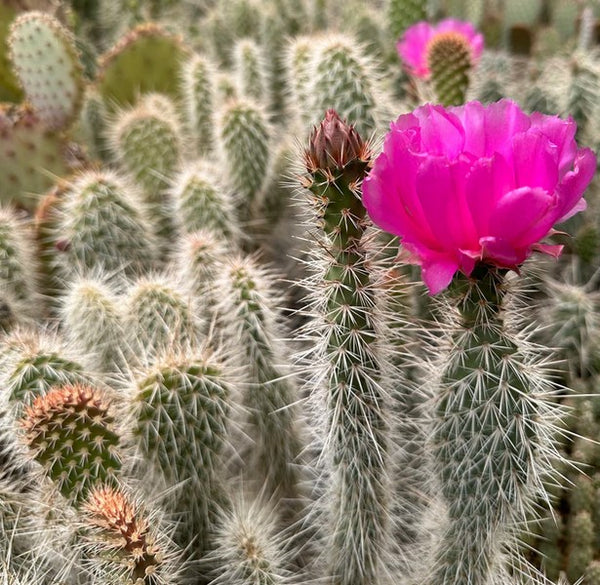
[398, 18, 484, 78]
[362, 100, 597, 294]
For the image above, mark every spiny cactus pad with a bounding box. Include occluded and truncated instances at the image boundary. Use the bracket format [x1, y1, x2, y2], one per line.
[20, 384, 121, 505]
[8, 11, 83, 130]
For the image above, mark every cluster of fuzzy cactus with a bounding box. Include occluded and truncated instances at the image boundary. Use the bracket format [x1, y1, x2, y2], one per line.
[0, 1, 600, 585]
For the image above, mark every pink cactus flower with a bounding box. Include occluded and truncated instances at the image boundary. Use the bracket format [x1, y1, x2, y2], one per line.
[362, 100, 597, 294]
[397, 18, 484, 78]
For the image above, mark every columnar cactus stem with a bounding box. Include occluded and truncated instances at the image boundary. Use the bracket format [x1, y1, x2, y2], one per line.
[431, 266, 560, 585]
[303, 110, 391, 585]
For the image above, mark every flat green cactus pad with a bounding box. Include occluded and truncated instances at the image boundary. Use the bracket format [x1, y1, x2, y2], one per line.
[96, 23, 188, 110]
[0, 105, 70, 209]
[8, 11, 84, 130]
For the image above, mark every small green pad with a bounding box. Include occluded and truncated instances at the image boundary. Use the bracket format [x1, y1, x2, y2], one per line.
[8, 11, 83, 130]
[97, 23, 188, 110]
[0, 104, 69, 209]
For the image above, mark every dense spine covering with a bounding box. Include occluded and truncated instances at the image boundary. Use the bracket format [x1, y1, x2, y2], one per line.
[427, 32, 472, 106]
[215, 256, 303, 505]
[210, 499, 290, 585]
[219, 99, 271, 227]
[61, 276, 129, 376]
[182, 54, 216, 156]
[171, 162, 238, 242]
[123, 275, 201, 361]
[55, 170, 156, 282]
[110, 94, 182, 253]
[0, 207, 38, 318]
[311, 38, 377, 136]
[132, 351, 232, 553]
[302, 111, 391, 585]
[430, 267, 560, 585]
[19, 384, 121, 506]
[234, 39, 267, 103]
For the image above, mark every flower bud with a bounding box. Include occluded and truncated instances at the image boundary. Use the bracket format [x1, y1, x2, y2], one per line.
[304, 109, 369, 173]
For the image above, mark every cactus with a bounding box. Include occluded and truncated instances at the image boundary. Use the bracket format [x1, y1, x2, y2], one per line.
[215, 256, 303, 505]
[427, 31, 472, 106]
[234, 39, 267, 103]
[61, 276, 129, 377]
[286, 36, 314, 126]
[53, 170, 157, 282]
[8, 11, 84, 130]
[96, 22, 187, 110]
[311, 37, 377, 136]
[19, 383, 121, 506]
[219, 99, 270, 227]
[0, 329, 93, 408]
[132, 350, 233, 553]
[123, 275, 201, 361]
[110, 94, 182, 251]
[430, 267, 561, 585]
[302, 111, 391, 585]
[171, 161, 239, 242]
[82, 484, 180, 585]
[0, 3, 23, 103]
[210, 498, 290, 585]
[0, 207, 38, 312]
[181, 54, 216, 156]
[388, 0, 428, 40]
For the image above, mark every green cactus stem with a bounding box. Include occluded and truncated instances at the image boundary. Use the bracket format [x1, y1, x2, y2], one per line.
[302, 110, 391, 585]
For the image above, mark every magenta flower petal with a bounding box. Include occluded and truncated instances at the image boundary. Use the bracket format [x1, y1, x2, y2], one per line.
[397, 18, 484, 79]
[465, 153, 515, 237]
[397, 21, 433, 78]
[488, 186, 556, 247]
[512, 130, 559, 192]
[555, 148, 597, 222]
[421, 257, 460, 295]
[363, 99, 596, 294]
[530, 113, 577, 177]
[414, 105, 465, 159]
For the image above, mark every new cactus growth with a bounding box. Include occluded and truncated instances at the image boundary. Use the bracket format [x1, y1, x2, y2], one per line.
[19, 384, 121, 506]
[8, 11, 84, 130]
[82, 484, 179, 585]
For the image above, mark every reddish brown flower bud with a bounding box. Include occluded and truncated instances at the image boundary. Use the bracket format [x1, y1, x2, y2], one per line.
[304, 109, 369, 173]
